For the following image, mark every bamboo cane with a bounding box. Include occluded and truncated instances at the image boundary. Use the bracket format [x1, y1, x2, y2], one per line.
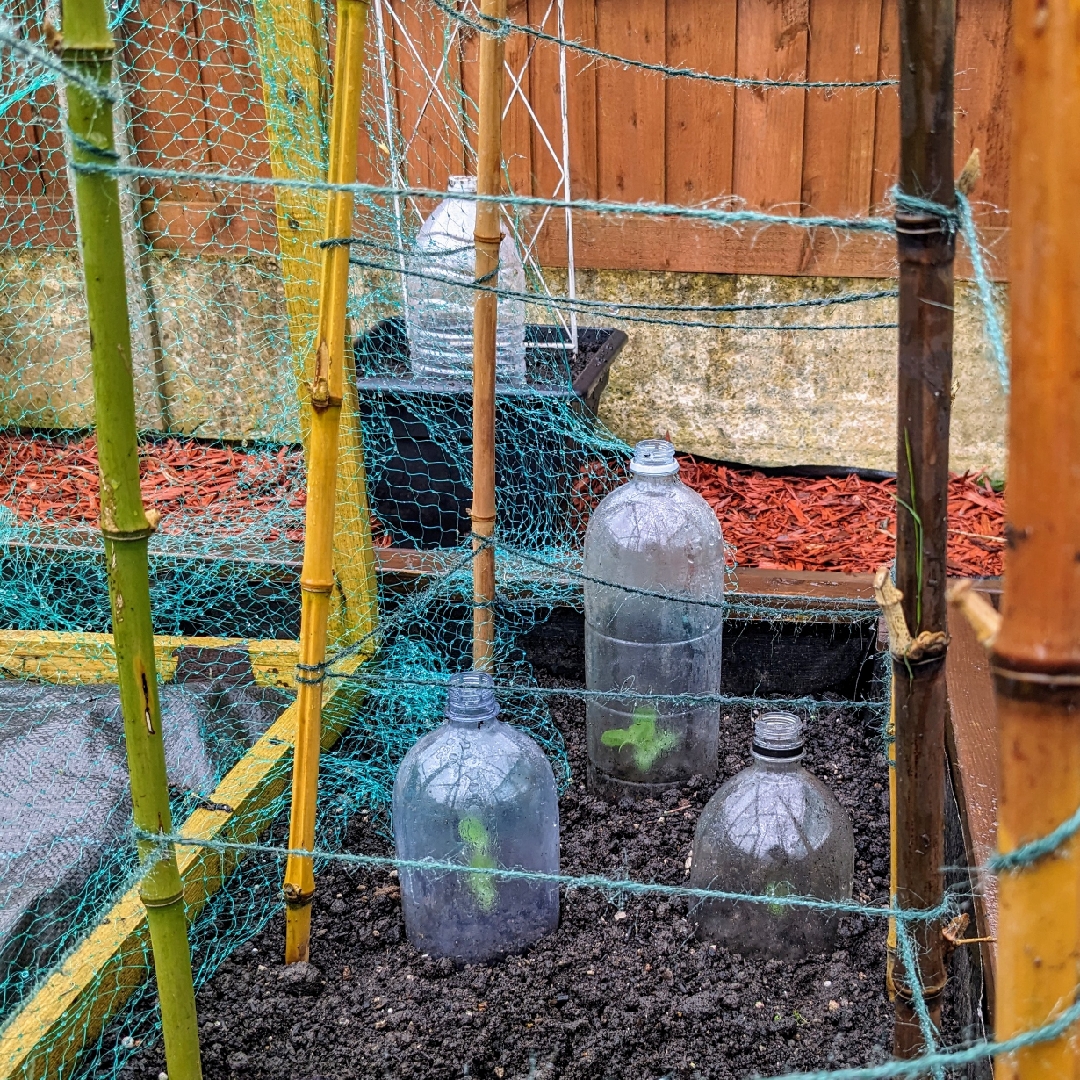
[282, 0, 371, 964]
[60, 1, 202, 1075]
[470, 0, 506, 671]
[992, 2, 1080, 1076]
[892, 0, 955, 1061]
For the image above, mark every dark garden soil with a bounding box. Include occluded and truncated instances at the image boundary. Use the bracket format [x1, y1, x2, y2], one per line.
[123, 670, 972, 1080]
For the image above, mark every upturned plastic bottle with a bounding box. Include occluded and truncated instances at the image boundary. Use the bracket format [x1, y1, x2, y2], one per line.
[688, 712, 855, 959]
[392, 671, 559, 962]
[405, 175, 527, 384]
[583, 439, 724, 794]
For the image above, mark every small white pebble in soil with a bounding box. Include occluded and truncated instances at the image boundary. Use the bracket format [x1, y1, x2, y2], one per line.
[823, 980, 832, 988]
[829, 1000, 840, 1011]
[158, 1072, 168, 1080]
[120, 1037, 134, 1049]
[586, 969, 595, 976]
[257, 965, 266, 971]
[755, 1002, 764, 1009]
[614, 911, 627, 921]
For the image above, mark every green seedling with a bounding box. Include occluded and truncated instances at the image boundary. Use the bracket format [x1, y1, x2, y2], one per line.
[600, 704, 680, 771]
[458, 815, 497, 912]
[764, 879, 796, 916]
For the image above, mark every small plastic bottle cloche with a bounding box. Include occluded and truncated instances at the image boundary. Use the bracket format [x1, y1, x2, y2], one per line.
[583, 438, 724, 795]
[392, 670, 559, 962]
[688, 712, 854, 960]
[405, 175, 527, 385]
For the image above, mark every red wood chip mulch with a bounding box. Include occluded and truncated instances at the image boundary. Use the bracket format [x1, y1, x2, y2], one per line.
[678, 456, 1003, 578]
[0, 434, 1004, 577]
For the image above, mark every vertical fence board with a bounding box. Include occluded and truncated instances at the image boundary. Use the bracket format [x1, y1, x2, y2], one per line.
[732, 0, 809, 212]
[870, 0, 899, 211]
[664, 0, 736, 205]
[954, 0, 1010, 221]
[392, 0, 466, 193]
[503, 1, 535, 196]
[527, 0, 598, 201]
[801, 0, 882, 215]
[595, 0, 665, 202]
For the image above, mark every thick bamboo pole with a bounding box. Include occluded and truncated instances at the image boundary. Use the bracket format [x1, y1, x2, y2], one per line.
[282, 0, 371, 964]
[992, 2, 1080, 1076]
[892, 0, 954, 1060]
[471, 0, 507, 670]
[60, 1, 202, 1076]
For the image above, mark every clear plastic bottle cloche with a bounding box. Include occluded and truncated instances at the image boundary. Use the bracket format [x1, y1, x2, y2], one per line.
[583, 439, 724, 795]
[405, 175, 527, 384]
[688, 712, 855, 960]
[392, 671, 559, 962]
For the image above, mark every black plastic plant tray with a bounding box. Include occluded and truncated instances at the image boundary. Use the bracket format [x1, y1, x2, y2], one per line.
[353, 319, 627, 550]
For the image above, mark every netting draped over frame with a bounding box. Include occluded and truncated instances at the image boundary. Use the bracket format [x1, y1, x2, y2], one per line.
[0, 2, 1009, 1077]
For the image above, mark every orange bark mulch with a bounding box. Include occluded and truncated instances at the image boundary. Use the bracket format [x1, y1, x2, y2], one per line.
[0, 433, 1004, 577]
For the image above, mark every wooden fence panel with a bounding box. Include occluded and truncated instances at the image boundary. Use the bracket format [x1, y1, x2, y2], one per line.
[0, 0, 1012, 276]
[663, 0, 736, 205]
[595, 0, 666, 203]
[801, 0, 883, 216]
[732, 0, 809, 213]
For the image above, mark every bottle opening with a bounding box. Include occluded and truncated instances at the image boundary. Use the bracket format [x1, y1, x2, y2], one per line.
[751, 711, 804, 760]
[448, 175, 478, 194]
[446, 670, 500, 725]
[629, 438, 679, 477]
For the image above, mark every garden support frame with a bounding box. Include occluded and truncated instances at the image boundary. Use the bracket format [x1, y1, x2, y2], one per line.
[470, 0, 507, 670]
[892, 0, 955, 1061]
[282, 0, 374, 965]
[992, 2, 1080, 1076]
[61, 0, 203, 1074]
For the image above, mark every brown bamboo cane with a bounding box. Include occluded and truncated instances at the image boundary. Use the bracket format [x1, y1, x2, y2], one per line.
[992, 2, 1080, 1075]
[283, 0, 370, 964]
[892, 0, 955, 1060]
[470, 0, 506, 671]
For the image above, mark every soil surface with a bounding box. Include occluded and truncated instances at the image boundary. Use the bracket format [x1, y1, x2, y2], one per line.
[123, 676, 970, 1080]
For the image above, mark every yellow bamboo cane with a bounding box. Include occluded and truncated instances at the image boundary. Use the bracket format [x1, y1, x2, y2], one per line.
[283, 0, 371, 964]
[471, 0, 506, 670]
[992, 1, 1080, 1076]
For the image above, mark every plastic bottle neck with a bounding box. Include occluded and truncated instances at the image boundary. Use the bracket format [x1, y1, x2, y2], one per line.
[631, 471, 679, 490]
[444, 670, 500, 728]
[751, 752, 804, 771]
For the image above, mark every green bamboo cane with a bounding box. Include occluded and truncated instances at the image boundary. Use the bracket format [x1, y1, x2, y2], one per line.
[60, 1, 203, 1076]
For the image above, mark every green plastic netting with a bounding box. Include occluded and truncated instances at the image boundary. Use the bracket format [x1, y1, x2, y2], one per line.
[0, 1, 1003, 1077]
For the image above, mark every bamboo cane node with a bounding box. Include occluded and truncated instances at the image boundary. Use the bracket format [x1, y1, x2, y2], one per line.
[991, 665, 1080, 705]
[473, 231, 504, 246]
[100, 521, 158, 542]
[283, 883, 315, 907]
[300, 579, 335, 595]
[891, 975, 948, 1004]
[139, 889, 185, 910]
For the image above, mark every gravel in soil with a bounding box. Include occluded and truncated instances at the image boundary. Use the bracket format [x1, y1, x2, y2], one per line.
[124, 679, 966, 1080]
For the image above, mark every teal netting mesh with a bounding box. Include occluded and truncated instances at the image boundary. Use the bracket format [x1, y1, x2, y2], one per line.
[0, 1, 1017, 1077]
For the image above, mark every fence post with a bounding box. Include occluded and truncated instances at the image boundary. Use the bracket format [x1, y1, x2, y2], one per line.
[892, 0, 955, 1060]
[992, 1, 1080, 1074]
[471, 0, 507, 670]
[282, 0, 372, 965]
[60, 0, 202, 1075]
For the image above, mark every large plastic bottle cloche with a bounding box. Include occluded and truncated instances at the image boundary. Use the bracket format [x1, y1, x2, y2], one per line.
[583, 438, 725, 795]
[392, 671, 559, 962]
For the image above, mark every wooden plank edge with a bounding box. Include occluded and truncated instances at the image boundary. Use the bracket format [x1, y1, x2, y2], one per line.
[944, 578, 1000, 1021]
[0, 649, 367, 1080]
[0, 632, 300, 689]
